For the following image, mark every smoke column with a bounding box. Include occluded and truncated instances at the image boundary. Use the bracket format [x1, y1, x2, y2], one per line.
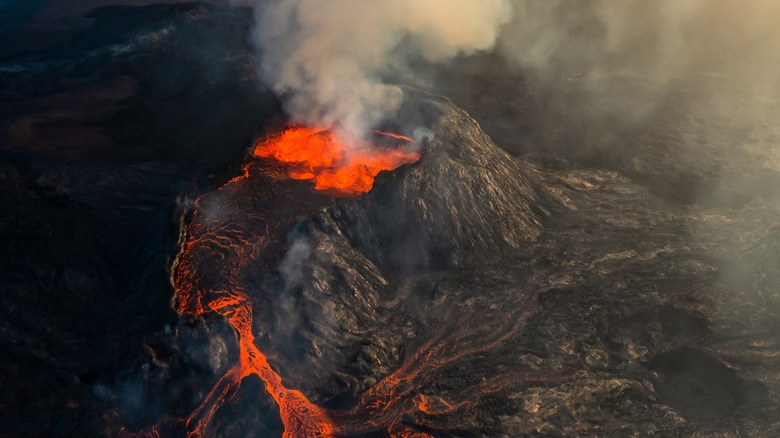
[236, 0, 512, 141]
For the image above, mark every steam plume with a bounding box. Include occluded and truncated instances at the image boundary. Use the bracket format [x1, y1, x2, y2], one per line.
[495, 0, 780, 135]
[237, 0, 512, 140]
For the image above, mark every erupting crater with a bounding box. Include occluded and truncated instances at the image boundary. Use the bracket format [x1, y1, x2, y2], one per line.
[253, 126, 420, 197]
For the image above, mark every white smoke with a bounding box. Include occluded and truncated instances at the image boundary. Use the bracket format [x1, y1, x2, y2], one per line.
[496, 0, 780, 117]
[279, 233, 312, 289]
[236, 0, 512, 141]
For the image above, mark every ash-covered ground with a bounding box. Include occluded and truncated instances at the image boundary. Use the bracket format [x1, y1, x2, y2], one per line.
[1, 2, 779, 437]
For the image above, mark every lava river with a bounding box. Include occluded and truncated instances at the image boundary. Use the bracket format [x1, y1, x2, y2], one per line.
[134, 127, 571, 437]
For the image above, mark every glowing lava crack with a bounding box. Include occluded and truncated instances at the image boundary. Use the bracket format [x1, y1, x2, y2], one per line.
[131, 126, 574, 437]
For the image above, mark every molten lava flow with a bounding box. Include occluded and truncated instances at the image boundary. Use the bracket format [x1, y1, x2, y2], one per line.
[171, 191, 335, 438]
[181, 286, 335, 438]
[253, 127, 419, 196]
[373, 130, 414, 141]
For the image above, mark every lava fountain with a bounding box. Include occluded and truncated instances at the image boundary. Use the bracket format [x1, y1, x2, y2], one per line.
[130, 125, 572, 437]
[253, 127, 419, 196]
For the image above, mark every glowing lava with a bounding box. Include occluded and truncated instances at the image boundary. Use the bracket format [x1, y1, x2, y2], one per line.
[253, 127, 419, 196]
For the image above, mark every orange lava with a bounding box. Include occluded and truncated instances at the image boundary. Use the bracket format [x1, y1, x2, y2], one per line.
[172, 206, 336, 438]
[181, 287, 335, 438]
[253, 127, 419, 196]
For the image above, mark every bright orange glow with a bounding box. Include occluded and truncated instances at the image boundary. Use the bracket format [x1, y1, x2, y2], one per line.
[373, 130, 414, 142]
[173, 215, 336, 438]
[253, 127, 420, 196]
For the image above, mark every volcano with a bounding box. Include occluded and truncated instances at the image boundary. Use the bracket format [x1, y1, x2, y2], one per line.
[2, 2, 780, 438]
[150, 100, 557, 437]
[117, 98, 777, 437]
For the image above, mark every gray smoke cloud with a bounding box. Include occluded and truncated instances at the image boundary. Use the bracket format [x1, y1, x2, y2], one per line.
[499, 0, 780, 75]
[234, 0, 512, 141]
[493, 0, 780, 146]
[279, 231, 312, 290]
